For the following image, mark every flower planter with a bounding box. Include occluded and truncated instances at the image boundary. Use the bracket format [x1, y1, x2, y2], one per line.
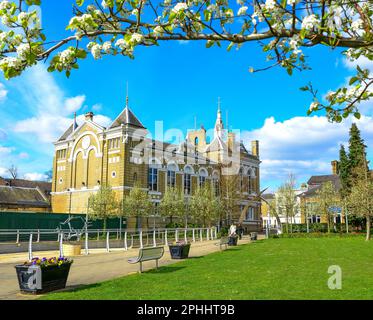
[228, 236, 238, 246]
[169, 243, 191, 259]
[15, 261, 72, 294]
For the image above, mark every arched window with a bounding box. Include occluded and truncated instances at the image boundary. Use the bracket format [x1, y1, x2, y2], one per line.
[194, 137, 199, 146]
[199, 168, 208, 187]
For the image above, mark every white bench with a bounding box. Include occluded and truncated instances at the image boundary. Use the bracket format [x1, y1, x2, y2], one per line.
[216, 236, 229, 250]
[128, 246, 164, 273]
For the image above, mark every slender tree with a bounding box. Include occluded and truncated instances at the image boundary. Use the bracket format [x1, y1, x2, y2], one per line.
[122, 183, 152, 229]
[159, 186, 185, 227]
[315, 181, 340, 233]
[347, 165, 373, 241]
[276, 174, 298, 233]
[88, 185, 120, 230]
[190, 184, 220, 228]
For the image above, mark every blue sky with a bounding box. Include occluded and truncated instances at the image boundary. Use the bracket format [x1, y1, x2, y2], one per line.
[0, 2, 372, 189]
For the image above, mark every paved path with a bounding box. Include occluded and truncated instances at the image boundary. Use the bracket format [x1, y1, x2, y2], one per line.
[0, 236, 254, 300]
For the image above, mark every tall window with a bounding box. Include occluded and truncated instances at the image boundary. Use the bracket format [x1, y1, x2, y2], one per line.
[148, 167, 158, 191]
[212, 172, 220, 196]
[184, 166, 193, 195]
[246, 207, 255, 221]
[108, 137, 120, 149]
[199, 168, 208, 187]
[57, 149, 67, 159]
[167, 164, 177, 188]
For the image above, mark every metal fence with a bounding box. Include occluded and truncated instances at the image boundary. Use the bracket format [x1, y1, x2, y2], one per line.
[0, 227, 218, 261]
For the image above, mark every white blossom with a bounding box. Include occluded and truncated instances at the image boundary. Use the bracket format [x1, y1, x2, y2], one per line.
[0, 1, 10, 10]
[102, 41, 112, 53]
[309, 102, 319, 111]
[16, 43, 30, 59]
[301, 14, 320, 31]
[237, 6, 248, 16]
[172, 3, 188, 13]
[59, 48, 75, 65]
[265, 0, 276, 11]
[101, 0, 108, 9]
[287, 0, 300, 5]
[351, 19, 364, 32]
[130, 33, 144, 44]
[153, 26, 165, 35]
[115, 38, 128, 50]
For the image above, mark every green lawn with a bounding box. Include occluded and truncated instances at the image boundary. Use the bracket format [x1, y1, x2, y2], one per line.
[42, 237, 373, 300]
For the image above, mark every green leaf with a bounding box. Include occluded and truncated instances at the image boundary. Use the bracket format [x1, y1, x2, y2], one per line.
[76, 0, 84, 6]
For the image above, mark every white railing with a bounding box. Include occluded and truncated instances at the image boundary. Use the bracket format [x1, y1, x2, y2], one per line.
[0, 227, 218, 261]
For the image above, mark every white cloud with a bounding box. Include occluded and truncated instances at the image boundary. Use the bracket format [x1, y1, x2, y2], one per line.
[0, 167, 7, 176]
[23, 172, 48, 181]
[64, 95, 86, 113]
[343, 56, 373, 73]
[0, 145, 13, 156]
[11, 65, 111, 145]
[242, 115, 373, 188]
[0, 83, 7, 102]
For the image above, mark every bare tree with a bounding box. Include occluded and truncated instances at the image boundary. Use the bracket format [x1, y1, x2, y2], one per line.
[8, 165, 18, 179]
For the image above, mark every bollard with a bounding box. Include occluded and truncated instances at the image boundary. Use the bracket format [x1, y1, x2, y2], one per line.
[97, 230, 99, 241]
[59, 232, 64, 257]
[175, 229, 179, 242]
[140, 230, 143, 249]
[124, 231, 128, 251]
[37, 229, 40, 243]
[192, 229, 195, 242]
[16, 229, 19, 244]
[85, 232, 89, 255]
[206, 228, 210, 241]
[210, 228, 214, 240]
[131, 234, 134, 248]
[116, 230, 119, 240]
[153, 230, 156, 247]
[165, 229, 168, 246]
[28, 233, 33, 262]
[200, 229, 203, 242]
[184, 229, 187, 242]
[106, 232, 110, 253]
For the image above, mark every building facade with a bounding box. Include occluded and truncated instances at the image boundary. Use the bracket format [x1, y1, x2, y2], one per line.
[51, 101, 261, 231]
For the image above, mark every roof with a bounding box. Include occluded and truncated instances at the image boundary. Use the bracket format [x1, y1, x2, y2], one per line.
[262, 193, 275, 200]
[302, 174, 341, 198]
[0, 186, 50, 208]
[109, 106, 145, 129]
[307, 174, 341, 187]
[0, 178, 51, 197]
[58, 117, 79, 142]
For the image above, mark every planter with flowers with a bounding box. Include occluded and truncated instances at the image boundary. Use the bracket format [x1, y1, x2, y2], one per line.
[15, 256, 73, 294]
[169, 241, 191, 259]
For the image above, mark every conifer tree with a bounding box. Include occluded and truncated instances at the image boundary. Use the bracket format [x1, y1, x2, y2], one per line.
[339, 144, 350, 198]
[348, 123, 369, 177]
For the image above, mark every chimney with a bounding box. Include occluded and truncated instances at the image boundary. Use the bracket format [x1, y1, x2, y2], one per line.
[85, 112, 94, 121]
[251, 140, 259, 157]
[331, 160, 339, 175]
